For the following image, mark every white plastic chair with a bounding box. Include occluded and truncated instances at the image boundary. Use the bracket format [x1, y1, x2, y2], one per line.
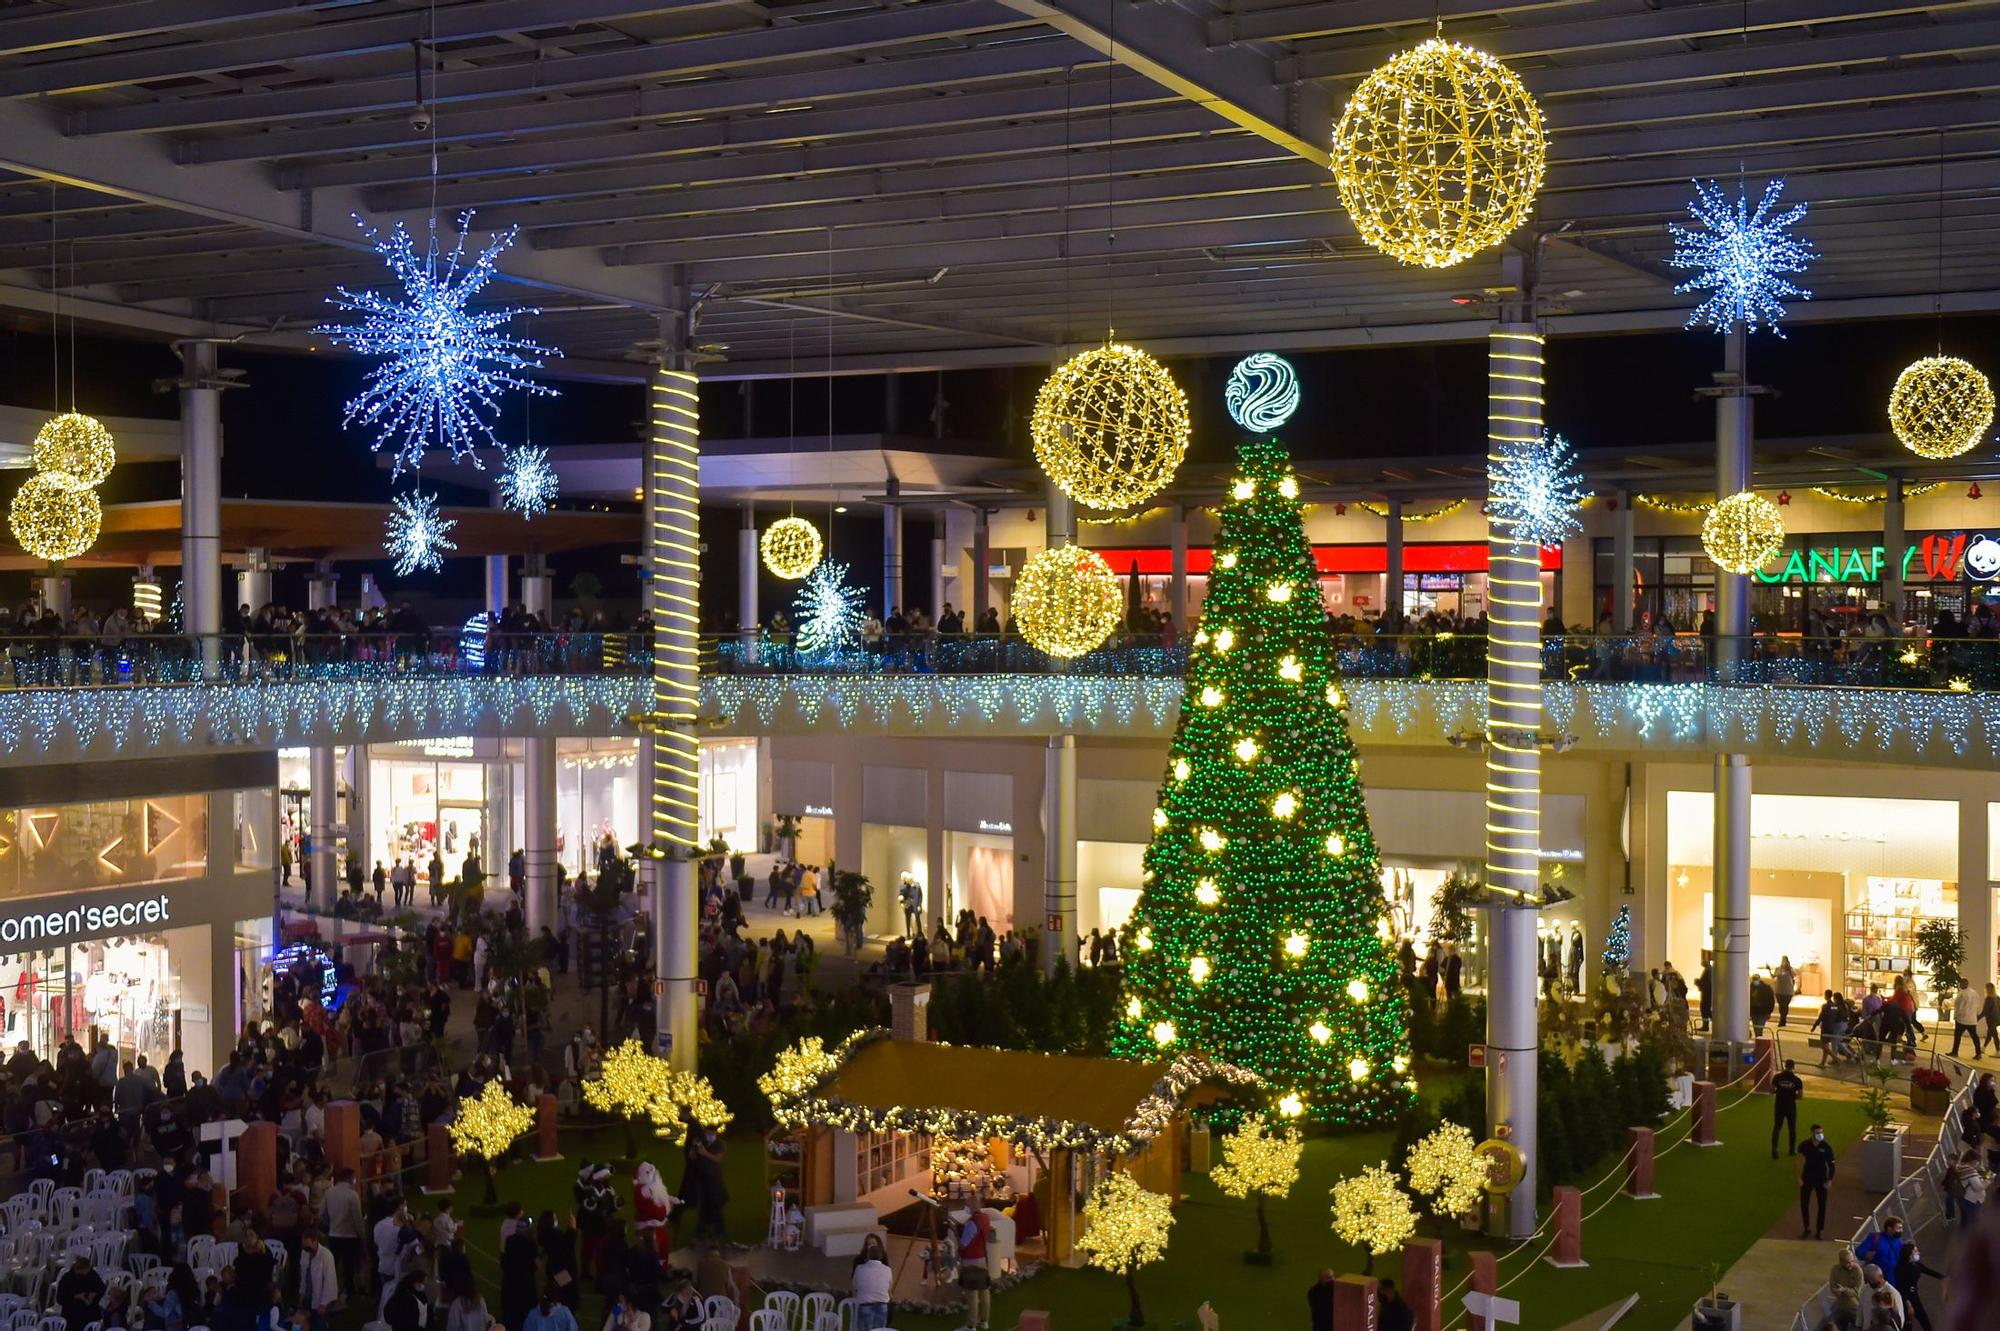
[185, 1237, 215, 1271]
[800, 1294, 833, 1331]
[701, 1322, 732, 1331]
[749, 1316, 784, 1331]
[37, 1313, 65, 1331]
[210, 1242, 238, 1271]
[90, 1235, 124, 1271]
[79, 1172, 104, 1197]
[105, 1173, 133, 1199]
[23, 1182, 51, 1214]
[761, 1291, 800, 1330]
[267, 1248, 286, 1277]
[703, 1298, 739, 1328]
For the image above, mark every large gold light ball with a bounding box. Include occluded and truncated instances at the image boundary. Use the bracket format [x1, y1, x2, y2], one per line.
[1032, 342, 1190, 511]
[1012, 545, 1123, 658]
[760, 516, 824, 580]
[1889, 355, 1994, 460]
[1332, 38, 1548, 269]
[32, 412, 115, 488]
[1701, 490, 1785, 576]
[10, 470, 102, 562]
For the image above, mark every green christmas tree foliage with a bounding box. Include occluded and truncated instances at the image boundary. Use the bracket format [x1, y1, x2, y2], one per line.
[1602, 904, 1632, 973]
[1116, 437, 1414, 1128]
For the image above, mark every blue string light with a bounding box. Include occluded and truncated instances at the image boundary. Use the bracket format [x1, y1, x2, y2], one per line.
[1491, 429, 1590, 549]
[497, 444, 559, 518]
[1668, 178, 1816, 336]
[385, 490, 458, 575]
[317, 212, 560, 477]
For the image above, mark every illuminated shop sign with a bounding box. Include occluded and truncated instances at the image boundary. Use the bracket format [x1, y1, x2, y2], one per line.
[0, 892, 170, 946]
[802, 804, 833, 817]
[1754, 533, 2000, 585]
[977, 820, 1013, 833]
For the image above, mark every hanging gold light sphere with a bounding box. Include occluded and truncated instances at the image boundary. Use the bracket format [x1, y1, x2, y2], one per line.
[1888, 355, 1994, 460]
[760, 515, 824, 580]
[31, 412, 115, 488]
[1331, 38, 1548, 269]
[1701, 490, 1785, 576]
[1032, 341, 1191, 511]
[1012, 545, 1123, 658]
[10, 470, 102, 562]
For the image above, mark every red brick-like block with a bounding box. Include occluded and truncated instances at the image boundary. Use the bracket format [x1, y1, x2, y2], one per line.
[237, 1121, 278, 1214]
[425, 1123, 454, 1194]
[1692, 1080, 1719, 1146]
[1549, 1186, 1583, 1267]
[1626, 1127, 1658, 1198]
[537, 1093, 560, 1160]
[1752, 1038, 1775, 1093]
[1333, 1274, 1378, 1331]
[1018, 1315, 1051, 1331]
[324, 1100, 361, 1177]
[1467, 1251, 1498, 1331]
[1403, 1237, 1442, 1331]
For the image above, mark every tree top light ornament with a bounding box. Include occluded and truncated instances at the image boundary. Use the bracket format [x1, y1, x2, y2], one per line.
[385, 490, 458, 576]
[317, 212, 560, 479]
[760, 516, 824, 581]
[1331, 38, 1546, 269]
[1701, 490, 1785, 576]
[1033, 340, 1191, 511]
[1889, 355, 1995, 460]
[1012, 546, 1123, 658]
[497, 443, 559, 518]
[1490, 430, 1589, 549]
[1668, 178, 1816, 336]
[1225, 354, 1301, 432]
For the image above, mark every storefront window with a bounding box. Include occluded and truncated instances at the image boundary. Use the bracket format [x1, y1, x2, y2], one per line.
[0, 793, 208, 901]
[561, 745, 640, 873]
[371, 751, 492, 883]
[700, 741, 758, 852]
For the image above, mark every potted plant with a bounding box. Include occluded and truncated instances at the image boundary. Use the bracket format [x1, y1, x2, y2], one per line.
[1910, 1065, 1951, 1115]
[1859, 1065, 1907, 1193]
[1692, 1262, 1740, 1330]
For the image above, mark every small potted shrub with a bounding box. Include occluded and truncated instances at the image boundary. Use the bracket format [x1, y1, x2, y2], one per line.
[1910, 1066, 1951, 1115]
[1859, 1065, 1907, 1193]
[1692, 1263, 1740, 1330]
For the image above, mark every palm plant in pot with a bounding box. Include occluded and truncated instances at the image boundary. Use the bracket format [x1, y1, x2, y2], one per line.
[1692, 1261, 1740, 1330]
[1859, 1064, 1907, 1193]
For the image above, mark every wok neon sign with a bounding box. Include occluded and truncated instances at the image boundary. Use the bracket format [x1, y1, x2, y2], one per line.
[1754, 533, 2000, 584]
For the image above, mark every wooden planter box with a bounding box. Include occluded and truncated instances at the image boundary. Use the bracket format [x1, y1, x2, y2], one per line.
[1911, 1082, 1950, 1115]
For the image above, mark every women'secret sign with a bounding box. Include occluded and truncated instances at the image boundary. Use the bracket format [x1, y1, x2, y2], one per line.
[0, 893, 170, 945]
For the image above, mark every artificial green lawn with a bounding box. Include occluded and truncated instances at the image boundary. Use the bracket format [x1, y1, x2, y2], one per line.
[418, 1091, 1868, 1331]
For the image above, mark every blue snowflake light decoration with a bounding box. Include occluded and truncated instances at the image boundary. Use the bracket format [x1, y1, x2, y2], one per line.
[793, 560, 866, 663]
[318, 212, 560, 478]
[1668, 178, 1816, 336]
[385, 490, 459, 575]
[497, 444, 559, 518]
[1492, 430, 1590, 549]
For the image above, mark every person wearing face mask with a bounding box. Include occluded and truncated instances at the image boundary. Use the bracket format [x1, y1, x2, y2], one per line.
[1797, 1121, 1838, 1239]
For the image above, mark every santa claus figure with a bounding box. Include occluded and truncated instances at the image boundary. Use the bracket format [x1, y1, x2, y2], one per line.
[633, 1161, 679, 1261]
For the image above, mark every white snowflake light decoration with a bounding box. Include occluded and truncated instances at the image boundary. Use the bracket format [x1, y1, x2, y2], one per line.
[1491, 429, 1590, 549]
[318, 212, 560, 477]
[1668, 178, 1815, 336]
[385, 490, 458, 575]
[793, 560, 866, 662]
[497, 444, 559, 518]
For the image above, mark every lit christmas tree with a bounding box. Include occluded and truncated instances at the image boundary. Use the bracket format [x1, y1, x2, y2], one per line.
[1116, 434, 1414, 1127]
[1601, 904, 1632, 973]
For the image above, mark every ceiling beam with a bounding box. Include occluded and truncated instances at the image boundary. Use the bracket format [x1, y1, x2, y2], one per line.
[996, 0, 1331, 167]
[0, 0, 351, 59]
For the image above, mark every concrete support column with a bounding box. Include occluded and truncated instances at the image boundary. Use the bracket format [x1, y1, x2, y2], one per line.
[1484, 315, 1545, 1239]
[647, 293, 703, 1073]
[524, 736, 558, 935]
[521, 553, 553, 620]
[1613, 491, 1635, 633]
[39, 575, 70, 621]
[1712, 754, 1752, 1045]
[929, 531, 945, 624]
[972, 510, 991, 628]
[737, 503, 759, 645]
[1384, 496, 1405, 622]
[237, 549, 272, 616]
[636, 730, 660, 907]
[1042, 734, 1077, 976]
[1169, 507, 1189, 637]
[484, 556, 508, 618]
[309, 744, 338, 910]
[1961, 796, 1995, 994]
[308, 562, 339, 613]
[882, 480, 904, 618]
[1882, 477, 1907, 629]
[176, 340, 224, 673]
[1713, 325, 1753, 676]
[1046, 486, 1076, 550]
[346, 745, 370, 881]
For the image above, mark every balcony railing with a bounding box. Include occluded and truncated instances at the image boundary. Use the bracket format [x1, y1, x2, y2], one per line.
[0, 627, 1994, 695]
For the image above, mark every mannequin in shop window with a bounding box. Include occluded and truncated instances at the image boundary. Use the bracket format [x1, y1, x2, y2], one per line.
[1568, 926, 1585, 994]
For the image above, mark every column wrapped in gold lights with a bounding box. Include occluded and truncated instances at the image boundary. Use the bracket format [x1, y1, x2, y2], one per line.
[648, 353, 701, 1071]
[1484, 323, 1544, 1240]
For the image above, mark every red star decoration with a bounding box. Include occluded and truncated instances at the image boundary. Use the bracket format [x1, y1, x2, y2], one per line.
[1776, 490, 1791, 506]
[1333, 502, 1347, 516]
[1971, 483, 1984, 500]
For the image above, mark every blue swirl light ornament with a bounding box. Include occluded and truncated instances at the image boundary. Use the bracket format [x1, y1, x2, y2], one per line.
[1225, 353, 1301, 431]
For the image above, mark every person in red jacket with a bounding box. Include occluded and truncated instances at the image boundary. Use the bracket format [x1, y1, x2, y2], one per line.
[955, 1206, 992, 1331]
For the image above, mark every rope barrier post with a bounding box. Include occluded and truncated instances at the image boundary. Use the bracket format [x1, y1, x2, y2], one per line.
[1333, 1274, 1378, 1330]
[1626, 1128, 1660, 1199]
[535, 1092, 561, 1162]
[424, 1123, 454, 1195]
[1692, 1081, 1721, 1147]
[1467, 1251, 1498, 1331]
[325, 1100, 361, 1177]
[237, 1121, 278, 1213]
[1545, 1187, 1585, 1268]
[1752, 1036, 1775, 1093]
[1403, 1236, 1443, 1331]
